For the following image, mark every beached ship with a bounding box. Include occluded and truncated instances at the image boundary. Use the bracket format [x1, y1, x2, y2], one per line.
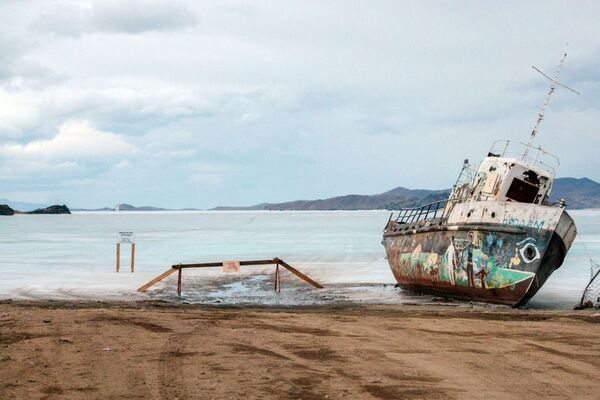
[382, 55, 578, 306]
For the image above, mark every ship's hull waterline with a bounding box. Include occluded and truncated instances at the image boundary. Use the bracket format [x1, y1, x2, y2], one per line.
[383, 207, 576, 306]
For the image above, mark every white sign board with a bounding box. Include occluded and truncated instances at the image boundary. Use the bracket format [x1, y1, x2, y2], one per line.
[117, 231, 135, 244]
[222, 260, 240, 273]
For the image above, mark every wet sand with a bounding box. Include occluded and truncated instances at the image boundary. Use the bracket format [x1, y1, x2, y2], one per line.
[1, 301, 600, 399]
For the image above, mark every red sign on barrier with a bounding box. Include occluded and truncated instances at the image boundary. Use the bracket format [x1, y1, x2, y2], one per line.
[222, 261, 240, 272]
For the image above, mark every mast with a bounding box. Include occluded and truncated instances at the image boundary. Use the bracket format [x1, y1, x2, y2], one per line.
[523, 52, 580, 161]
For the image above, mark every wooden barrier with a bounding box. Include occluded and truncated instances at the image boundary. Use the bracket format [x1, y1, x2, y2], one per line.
[136, 257, 323, 296]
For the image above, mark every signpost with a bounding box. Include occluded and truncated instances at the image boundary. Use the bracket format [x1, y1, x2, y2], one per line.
[116, 231, 135, 272]
[222, 260, 241, 273]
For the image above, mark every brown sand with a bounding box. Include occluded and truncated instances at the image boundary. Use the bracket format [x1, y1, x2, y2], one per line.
[1, 301, 600, 399]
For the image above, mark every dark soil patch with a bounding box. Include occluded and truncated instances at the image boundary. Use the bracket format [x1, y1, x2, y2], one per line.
[363, 384, 451, 400]
[229, 343, 289, 360]
[91, 315, 172, 333]
[293, 348, 344, 361]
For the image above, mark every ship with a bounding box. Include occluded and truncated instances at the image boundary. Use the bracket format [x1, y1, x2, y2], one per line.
[382, 54, 579, 306]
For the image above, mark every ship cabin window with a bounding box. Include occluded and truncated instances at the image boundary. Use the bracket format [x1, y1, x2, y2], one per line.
[506, 178, 539, 203]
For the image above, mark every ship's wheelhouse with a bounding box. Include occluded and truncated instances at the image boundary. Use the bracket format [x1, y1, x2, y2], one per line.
[384, 140, 561, 231]
[460, 140, 559, 206]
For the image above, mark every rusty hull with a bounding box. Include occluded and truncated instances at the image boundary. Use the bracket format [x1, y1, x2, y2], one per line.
[383, 214, 571, 306]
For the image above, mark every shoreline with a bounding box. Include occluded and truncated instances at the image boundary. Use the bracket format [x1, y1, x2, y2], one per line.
[0, 297, 585, 311]
[2, 301, 600, 399]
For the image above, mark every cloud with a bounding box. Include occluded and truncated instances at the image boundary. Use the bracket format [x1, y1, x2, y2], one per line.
[0, 86, 213, 139]
[0, 120, 135, 160]
[31, 0, 197, 37]
[0, 35, 60, 87]
[1, 2, 599, 208]
[0, 37, 25, 80]
[187, 162, 232, 185]
[0, 120, 137, 187]
[0, 159, 78, 179]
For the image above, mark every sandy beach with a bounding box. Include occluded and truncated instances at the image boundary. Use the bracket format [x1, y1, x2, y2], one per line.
[1, 301, 600, 399]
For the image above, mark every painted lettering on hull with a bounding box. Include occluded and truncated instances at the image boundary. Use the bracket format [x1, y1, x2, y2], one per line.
[502, 218, 544, 230]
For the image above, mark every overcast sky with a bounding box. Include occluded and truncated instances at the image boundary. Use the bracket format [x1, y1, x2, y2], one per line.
[0, 1, 599, 208]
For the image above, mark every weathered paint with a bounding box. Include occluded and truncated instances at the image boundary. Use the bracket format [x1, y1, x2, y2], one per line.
[502, 218, 545, 230]
[384, 138, 577, 306]
[446, 200, 564, 229]
[384, 204, 576, 306]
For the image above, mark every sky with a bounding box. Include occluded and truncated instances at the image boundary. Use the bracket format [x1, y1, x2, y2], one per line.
[0, 0, 599, 209]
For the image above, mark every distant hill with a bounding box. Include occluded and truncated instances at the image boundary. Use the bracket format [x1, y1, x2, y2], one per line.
[73, 203, 168, 211]
[550, 178, 600, 209]
[213, 187, 451, 211]
[6, 177, 596, 213]
[114, 203, 166, 211]
[1, 204, 70, 215]
[214, 177, 600, 211]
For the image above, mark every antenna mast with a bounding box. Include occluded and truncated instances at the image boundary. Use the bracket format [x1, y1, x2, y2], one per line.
[523, 52, 580, 160]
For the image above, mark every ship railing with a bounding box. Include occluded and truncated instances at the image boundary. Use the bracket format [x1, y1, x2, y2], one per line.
[392, 199, 450, 224]
[488, 139, 559, 175]
[388, 196, 474, 226]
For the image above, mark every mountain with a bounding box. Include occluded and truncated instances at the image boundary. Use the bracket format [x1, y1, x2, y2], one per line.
[8, 177, 595, 213]
[72, 204, 169, 211]
[213, 187, 451, 211]
[550, 178, 600, 209]
[213, 177, 600, 211]
[114, 203, 166, 211]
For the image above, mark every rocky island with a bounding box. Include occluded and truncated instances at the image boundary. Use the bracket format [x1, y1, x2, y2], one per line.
[1, 204, 71, 216]
[0, 204, 15, 215]
[27, 205, 71, 214]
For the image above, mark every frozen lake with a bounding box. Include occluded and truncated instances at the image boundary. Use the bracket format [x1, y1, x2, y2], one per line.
[1, 209, 598, 308]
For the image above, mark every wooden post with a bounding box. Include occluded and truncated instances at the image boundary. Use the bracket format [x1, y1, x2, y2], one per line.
[274, 263, 281, 292]
[116, 243, 120, 272]
[131, 243, 135, 272]
[177, 267, 183, 296]
[277, 265, 281, 292]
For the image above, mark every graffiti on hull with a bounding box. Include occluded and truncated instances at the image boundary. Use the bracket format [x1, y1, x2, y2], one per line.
[385, 229, 548, 291]
[502, 218, 545, 230]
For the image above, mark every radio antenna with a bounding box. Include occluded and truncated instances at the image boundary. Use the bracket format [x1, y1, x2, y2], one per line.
[523, 51, 580, 160]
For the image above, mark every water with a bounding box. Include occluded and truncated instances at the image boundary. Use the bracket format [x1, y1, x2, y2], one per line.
[0, 210, 598, 308]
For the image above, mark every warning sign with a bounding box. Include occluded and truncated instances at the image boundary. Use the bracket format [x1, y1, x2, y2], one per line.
[117, 231, 135, 244]
[222, 261, 240, 273]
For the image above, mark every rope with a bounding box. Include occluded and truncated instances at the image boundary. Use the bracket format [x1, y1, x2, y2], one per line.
[577, 232, 595, 264]
[577, 233, 600, 308]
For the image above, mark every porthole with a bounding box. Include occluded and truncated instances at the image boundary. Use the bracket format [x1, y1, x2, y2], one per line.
[491, 212, 496, 218]
[519, 243, 540, 263]
[467, 212, 471, 218]
[524, 246, 536, 260]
